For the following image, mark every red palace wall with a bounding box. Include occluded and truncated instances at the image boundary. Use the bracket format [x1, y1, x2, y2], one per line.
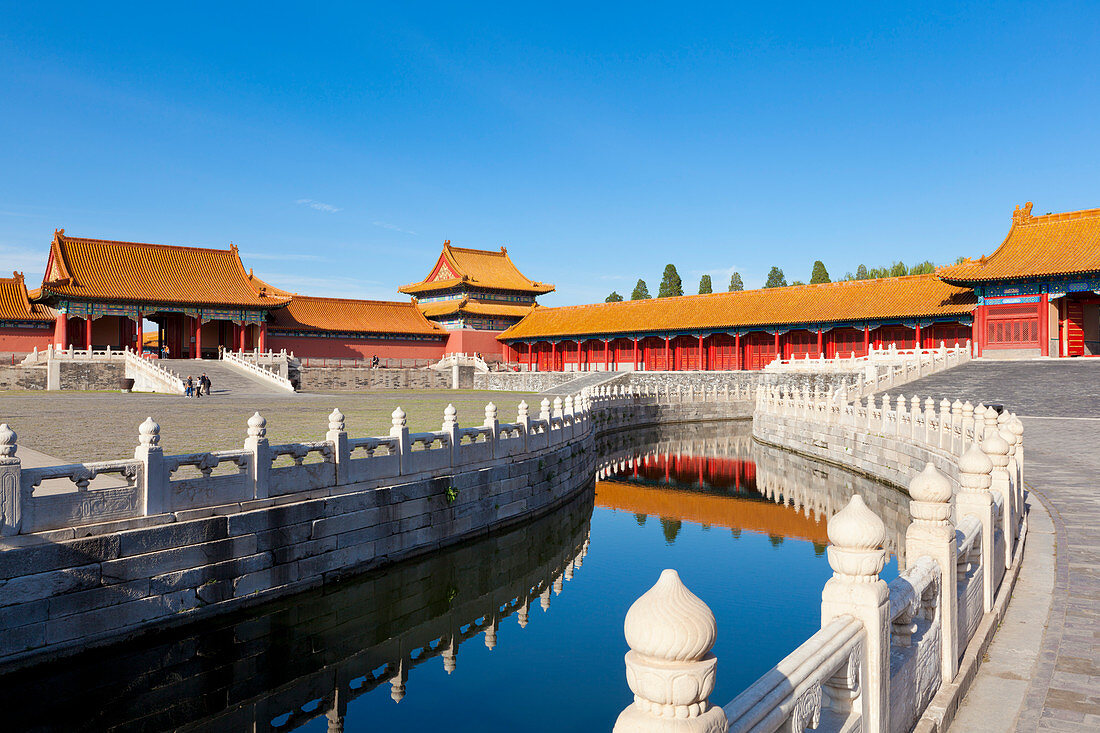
[443, 329, 507, 360]
[266, 333, 447, 361]
[0, 325, 52, 355]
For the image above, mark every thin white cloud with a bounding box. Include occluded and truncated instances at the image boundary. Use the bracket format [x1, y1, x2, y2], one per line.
[295, 198, 342, 213]
[372, 221, 417, 236]
[254, 271, 391, 300]
[241, 252, 330, 263]
[0, 244, 50, 276]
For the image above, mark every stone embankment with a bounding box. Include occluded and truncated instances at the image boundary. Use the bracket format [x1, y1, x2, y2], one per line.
[611, 381, 1028, 733]
[0, 386, 748, 670]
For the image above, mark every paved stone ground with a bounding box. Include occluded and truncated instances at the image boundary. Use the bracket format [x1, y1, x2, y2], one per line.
[0, 389, 535, 463]
[900, 360, 1100, 732]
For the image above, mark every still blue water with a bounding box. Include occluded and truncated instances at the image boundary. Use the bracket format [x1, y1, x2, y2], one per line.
[0, 421, 903, 732]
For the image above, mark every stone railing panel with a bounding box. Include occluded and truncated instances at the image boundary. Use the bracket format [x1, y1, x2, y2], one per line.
[18, 460, 144, 533]
[164, 450, 252, 512]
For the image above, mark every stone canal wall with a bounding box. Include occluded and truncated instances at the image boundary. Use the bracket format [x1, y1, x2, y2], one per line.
[295, 366, 449, 391]
[0, 387, 746, 669]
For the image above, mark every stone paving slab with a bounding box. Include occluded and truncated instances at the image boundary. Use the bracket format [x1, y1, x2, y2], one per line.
[900, 361, 1100, 732]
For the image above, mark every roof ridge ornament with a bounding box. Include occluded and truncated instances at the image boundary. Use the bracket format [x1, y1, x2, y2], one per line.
[1012, 201, 1034, 225]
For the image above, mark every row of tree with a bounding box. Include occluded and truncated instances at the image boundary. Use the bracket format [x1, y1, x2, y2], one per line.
[605, 259, 949, 301]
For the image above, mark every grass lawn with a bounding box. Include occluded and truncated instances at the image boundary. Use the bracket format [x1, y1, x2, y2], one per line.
[0, 389, 536, 463]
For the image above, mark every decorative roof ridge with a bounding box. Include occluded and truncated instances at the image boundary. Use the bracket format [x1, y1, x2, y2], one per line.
[532, 273, 946, 313]
[56, 231, 241, 256]
[444, 242, 510, 257]
[290, 294, 428, 306]
[1015, 202, 1100, 226]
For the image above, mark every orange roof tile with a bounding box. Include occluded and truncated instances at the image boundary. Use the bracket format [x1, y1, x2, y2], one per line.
[595, 480, 828, 544]
[270, 295, 445, 336]
[0, 273, 54, 322]
[419, 297, 535, 320]
[939, 202, 1100, 283]
[39, 230, 290, 308]
[499, 274, 974, 341]
[400, 242, 554, 295]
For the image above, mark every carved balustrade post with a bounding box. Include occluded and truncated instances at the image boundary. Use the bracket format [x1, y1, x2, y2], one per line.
[910, 396, 921, 440]
[484, 402, 499, 458]
[442, 404, 459, 468]
[517, 400, 530, 453]
[390, 407, 411, 475]
[1008, 415, 1024, 508]
[244, 412, 271, 499]
[613, 569, 727, 732]
[906, 463, 958, 683]
[950, 400, 963, 453]
[135, 417, 168, 515]
[326, 408, 348, 485]
[821, 495, 891, 733]
[553, 397, 564, 444]
[896, 394, 907, 437]
[0, 424, 21, 536]
[982, 424, 1013, 569]
[957, 443, 995, 612]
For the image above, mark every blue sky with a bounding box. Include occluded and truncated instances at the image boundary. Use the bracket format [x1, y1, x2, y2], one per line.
[1, 2, 1098, 305]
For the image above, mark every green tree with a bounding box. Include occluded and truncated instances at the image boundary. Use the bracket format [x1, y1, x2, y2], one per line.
[605, 291, 623, 302]
[855, 264, 869, 279]
[698, 274, 713, 294]
[764, 266, 787, 288]
[658, 264, 683, 298]
[890, 261, 908, 277]
[809, 260, 831, 284]
[908, 260, 935, 275]
[728, 272, 744, 291]
[791, 280, 805, 286]
[631, 279, 651, 300]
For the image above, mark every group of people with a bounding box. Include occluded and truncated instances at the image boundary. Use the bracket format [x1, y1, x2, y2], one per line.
[185, 373, 211, 398]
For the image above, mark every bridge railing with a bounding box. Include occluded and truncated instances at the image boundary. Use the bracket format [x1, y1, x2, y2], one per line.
[222, 349, 296, 392]
[614, 385, 1026, 733]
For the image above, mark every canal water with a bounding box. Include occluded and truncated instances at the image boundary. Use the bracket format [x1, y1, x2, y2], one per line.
[0, 420, 905, 732]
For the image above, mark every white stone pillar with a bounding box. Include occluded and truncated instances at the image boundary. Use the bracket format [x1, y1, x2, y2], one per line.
[245, 412, 270, 499]
[442, 404, 459, 467]
[0, 424, 21, 537]
[957, 443, 996, 612]
[391, 407, 411, 475]
[982, 425, 1013, 568]
[135, 417, 168, 515]
[517, 400, 530, 453]
[906, 462, 958, 683]
[821, 495, 890, 733]
[613, 569, 727, 732]
[484, 402, 499, 458]
[326, 409, 348, 486]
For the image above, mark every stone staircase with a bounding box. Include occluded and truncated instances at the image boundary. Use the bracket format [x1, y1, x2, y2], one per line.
[160, 359, 294, 397]
[537, 370, 627, 396]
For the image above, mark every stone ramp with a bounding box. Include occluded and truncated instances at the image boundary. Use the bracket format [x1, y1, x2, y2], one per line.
[537, 370, 625, 396]
[160, 359, 293, 397]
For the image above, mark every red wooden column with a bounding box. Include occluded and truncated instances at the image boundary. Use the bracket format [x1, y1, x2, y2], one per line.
[664, 336, 671, 370]
[194, 317, 203, 358]
[604, 339, 610, 371]
[551, 342, 557, 371]
[258, 322, 267, 353]
[816, 328, 823, 357]
[633, 338, 639, 371]
[914, 322, 922, 349]
[773, 331, 780, 359]
[735, 333, 741, 370]
[698, 335, 705, 370]
[85, 317, 93, 350]
[54, 313, 67, 348]
[863, 326, 870, 354]
[1039, 294, 1049, 356]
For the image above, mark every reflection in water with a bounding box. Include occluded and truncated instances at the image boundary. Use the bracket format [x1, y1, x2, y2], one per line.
[3, 421, 910, 732]
[0, 492, 593, 733]
[595, 421, 907, 565]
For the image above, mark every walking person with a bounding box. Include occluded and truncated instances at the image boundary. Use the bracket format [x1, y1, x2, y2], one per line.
[185, 376, 194, 397]
[201, 372, 211, 396]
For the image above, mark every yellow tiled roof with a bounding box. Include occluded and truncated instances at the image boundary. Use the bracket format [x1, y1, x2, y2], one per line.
[0, 273, 54, 322]
[939, 203, 1100, 283]
[419, 297, 535, 319]
[400, 242, 554, 295]
[39, 230, 290, 308]
[499, 274, 975, 340]
[270, 295, 445, 336]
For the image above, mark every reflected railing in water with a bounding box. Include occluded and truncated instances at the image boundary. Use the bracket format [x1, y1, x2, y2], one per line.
[595, 421, 909, 565]
[0, 492, 594, 733]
